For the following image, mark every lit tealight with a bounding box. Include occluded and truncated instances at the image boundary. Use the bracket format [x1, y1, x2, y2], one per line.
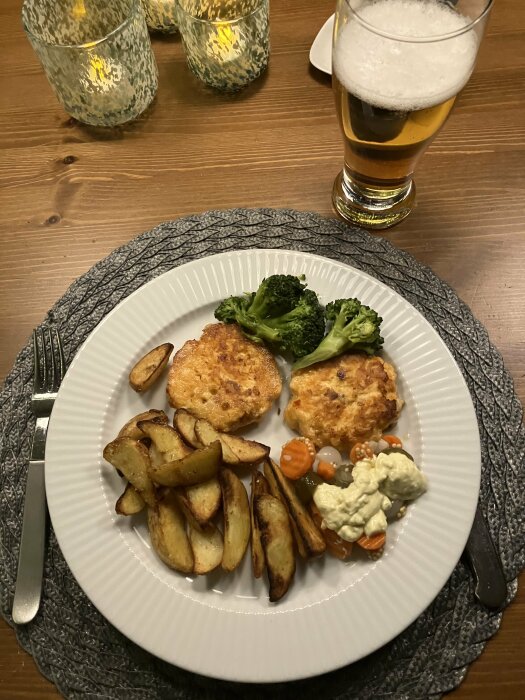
[72, 0, 86, 20]
[82, 54, 124, 93]
[79, 54, 135, 119]
[206, 23, 243, 63]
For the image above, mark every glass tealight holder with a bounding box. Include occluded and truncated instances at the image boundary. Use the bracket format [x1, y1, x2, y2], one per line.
[141, 0, 178, 33]
[177, 0, 269, 91]
[22, 0, 158, 127]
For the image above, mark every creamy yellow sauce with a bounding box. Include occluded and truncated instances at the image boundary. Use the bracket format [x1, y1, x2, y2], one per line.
[313, 452, 427, 542]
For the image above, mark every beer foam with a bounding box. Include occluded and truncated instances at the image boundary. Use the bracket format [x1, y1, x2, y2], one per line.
[334, 0, 479, 111]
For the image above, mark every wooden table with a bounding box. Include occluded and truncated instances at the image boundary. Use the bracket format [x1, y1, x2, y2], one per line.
[1, 0, 523, 696]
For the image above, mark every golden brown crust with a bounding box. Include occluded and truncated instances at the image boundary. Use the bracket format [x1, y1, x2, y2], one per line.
[284, 354, 403, 451]
[167, 323, 282, 432]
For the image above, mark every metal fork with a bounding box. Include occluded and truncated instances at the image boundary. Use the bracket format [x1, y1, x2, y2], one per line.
[12, 328, 66, 625]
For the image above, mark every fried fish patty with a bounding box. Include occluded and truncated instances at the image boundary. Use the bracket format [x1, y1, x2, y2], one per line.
[284, 353, 403, 452]
[167, 323, 282, 433]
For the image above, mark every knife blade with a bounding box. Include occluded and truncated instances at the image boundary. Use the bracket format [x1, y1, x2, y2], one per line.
[464, 505, 507, 609]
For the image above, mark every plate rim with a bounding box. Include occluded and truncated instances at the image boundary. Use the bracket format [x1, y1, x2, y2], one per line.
[45, 248, 480, 682]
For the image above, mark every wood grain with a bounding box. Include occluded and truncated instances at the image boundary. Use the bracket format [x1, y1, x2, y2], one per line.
[0, 0, 524, 696]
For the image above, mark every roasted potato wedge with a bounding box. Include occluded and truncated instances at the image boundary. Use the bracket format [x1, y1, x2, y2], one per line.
[194, 419, 240, 465]
[189, 523, 224, 574]
[115, 482, 145, 515]
[183, 478, 222, 526]
[173, 409, 204, 449]
[255, 494, 296, 602]
[263, 460, 308, 559]
[138, 420, 192, 463]
[103, 437, 156, 507]
[149, 443, 165, 469]
[220, 468, 251, 572]
[174, 489, 212, 533]
[267, 460, 326, 557]
[251, 471, 270, 578]
[221, 433, 270, 465]
[129, 342, 174, 392]
[117, 409, 168, 439]
[149, 440, 222, 487]
[194, 416, 269, 466]
[148, 491, 193, 573]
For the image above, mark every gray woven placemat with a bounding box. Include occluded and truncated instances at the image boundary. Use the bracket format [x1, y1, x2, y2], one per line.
[1, 208, 523, 699]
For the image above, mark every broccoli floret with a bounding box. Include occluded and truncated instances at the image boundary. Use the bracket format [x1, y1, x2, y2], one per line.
[214, 276, 324, 358]
[214, 294, 251, 325]
[246, 274, 307, 319]
[292, 298, 383, 370]
[262, 289, 326, 357]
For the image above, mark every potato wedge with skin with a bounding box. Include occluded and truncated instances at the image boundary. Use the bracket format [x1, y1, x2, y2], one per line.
[221, 433, 270, 465]
[194, 416, 270, 466]
[194, 419, 240, 465]
[173, 409, 204, 449]
[103, 437, 156, 507]
[138, 420, 192, 463]
[255, 494, 296, 602]
[251, 471, 269, 578]
[129, 342, 174, 392]
[174, 490, 213, 533]
[149, 443, 165, 469]
[148, 491, 193, 573]
[220, 468, 251, 572]
[115, 482, 145, 515]
[183, 478, 221, 526]
[267, 460, 326, 557]
[189, 523, 224, 574]
[149, 440, 222, 487]
[117, 409, 168, 440]
[263, 461, 308, 559]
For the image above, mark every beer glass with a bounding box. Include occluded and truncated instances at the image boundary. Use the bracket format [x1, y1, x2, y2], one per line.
[332, 0, 493, 229]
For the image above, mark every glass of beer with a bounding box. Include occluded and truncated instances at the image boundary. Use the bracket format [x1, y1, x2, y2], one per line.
[332, 0, 493, 229]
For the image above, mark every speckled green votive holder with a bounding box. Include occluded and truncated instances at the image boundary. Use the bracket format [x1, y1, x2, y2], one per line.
[141, 0, 178, 33]
[177, 0, 270, 91]
[22, 0, 158, 126]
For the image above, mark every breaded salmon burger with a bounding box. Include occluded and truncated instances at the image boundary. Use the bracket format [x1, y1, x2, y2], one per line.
[167, 323, 282, 432]
[285, 353, 403, 451]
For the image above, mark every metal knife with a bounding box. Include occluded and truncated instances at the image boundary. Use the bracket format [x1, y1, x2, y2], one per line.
[464, 505, 507, 609]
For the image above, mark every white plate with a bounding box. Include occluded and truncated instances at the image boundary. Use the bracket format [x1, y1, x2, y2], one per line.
[310, 14, 334, 75]
[46, 249, 480, 683]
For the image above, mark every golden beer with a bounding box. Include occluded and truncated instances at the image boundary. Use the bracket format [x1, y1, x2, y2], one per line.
[332, 0, 491, 229]
[334, 79, 456, 189]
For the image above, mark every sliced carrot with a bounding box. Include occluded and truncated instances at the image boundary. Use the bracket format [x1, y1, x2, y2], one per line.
[382, 434, 403, 448]
[356, 532, 386, 550]
[316, 460, 337, 482]
[279, 438, 316, 480]
[350, 442, 374, 464]
[309, 503, 353, 560]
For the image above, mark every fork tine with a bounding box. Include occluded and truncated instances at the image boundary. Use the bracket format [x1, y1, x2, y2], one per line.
[46, 328, 56, 393]
[54, 329, 66, 385]
[32, 330, 43, 394]
[41, 329, 49, 393]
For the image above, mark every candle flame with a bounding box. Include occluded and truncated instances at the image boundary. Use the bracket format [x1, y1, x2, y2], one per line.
[89, 55, 112, 85]
[207, 23, 243, 62]
[81, 54, 124, 94]
[73, 0, 86, 19]
[217, 24, 237, 48]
